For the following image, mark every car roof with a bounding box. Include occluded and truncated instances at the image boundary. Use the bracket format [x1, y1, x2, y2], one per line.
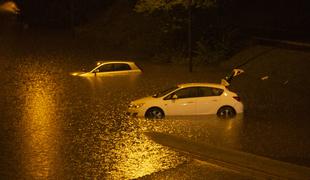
[96, 60, 136, 64]
[177, 83, 225, 89]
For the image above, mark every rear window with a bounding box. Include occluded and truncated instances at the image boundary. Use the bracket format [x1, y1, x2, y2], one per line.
[171, 87, 199, 99]
[114, 63, 131, 71]
[133, 62, 143, 71]
[211, 88, 224, 96]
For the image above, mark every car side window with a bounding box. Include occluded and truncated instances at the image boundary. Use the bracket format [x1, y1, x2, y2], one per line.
[198, 87, 223, 97]
[170, 87, 198, 99]
[211, 88, 224, 96]
[114, 63, 131, 71]
[98, 64, 114, 72]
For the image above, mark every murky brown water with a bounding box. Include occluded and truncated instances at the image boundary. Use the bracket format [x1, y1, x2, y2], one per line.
[1, 55, 310, 179]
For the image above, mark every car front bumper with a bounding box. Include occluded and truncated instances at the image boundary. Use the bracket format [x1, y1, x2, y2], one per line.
[126, 108, 144, 118]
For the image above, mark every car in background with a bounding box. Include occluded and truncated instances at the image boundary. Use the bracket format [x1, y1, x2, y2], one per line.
[127, 83, 243, 119]
[71, 61, 142, 77]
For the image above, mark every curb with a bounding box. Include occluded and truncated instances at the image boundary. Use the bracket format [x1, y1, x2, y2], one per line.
[254, 37, 310, 51]
[145, 132, 310, 179]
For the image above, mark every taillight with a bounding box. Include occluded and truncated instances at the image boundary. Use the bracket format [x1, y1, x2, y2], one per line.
[233, 96, 241, 102]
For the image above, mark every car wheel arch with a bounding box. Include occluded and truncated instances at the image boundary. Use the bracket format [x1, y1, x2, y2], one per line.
[145, 106, 165, 118]
[217, 105, 236, 117]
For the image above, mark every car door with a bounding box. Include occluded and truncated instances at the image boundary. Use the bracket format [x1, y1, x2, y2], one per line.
[163, 87, 198, 116]
[195, 87, 224, 115]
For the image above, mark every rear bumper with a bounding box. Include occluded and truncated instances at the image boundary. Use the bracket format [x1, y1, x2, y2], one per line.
[234, 102, 244, 114]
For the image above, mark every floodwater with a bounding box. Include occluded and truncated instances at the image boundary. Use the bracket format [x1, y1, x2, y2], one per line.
[1, 56, 310, 179]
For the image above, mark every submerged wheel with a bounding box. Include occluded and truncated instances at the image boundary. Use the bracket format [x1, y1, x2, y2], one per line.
[145, 107, 165, 120]
[217, 106, 236, 118]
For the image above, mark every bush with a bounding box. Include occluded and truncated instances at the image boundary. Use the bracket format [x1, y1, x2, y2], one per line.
[150, 47, 188, 64]
[193, 27, 245, 64]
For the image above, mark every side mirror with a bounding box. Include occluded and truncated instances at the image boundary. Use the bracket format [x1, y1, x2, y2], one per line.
[93, 69, 99, 73]
[172, 94, 178, 100]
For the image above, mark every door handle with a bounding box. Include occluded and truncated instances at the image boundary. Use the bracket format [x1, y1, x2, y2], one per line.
[186, 102, 194, 103]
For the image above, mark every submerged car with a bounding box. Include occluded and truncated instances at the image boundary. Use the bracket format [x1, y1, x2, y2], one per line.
[71, 61, 142, 77]
[128, 83, 244, 119]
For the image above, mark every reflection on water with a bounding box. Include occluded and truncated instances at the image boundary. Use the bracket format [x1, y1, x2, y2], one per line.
[18, 64, 63, 178]
[65, 115, 188, 179]
[82, 73, 141, 91]
[102, 120, 188, 179]
[139, 115, 244, 150]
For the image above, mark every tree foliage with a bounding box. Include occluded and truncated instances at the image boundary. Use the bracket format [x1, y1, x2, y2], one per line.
[134, 0, 218, 38]
[135, 0, 217, 13]
[133, 0, 243, 64]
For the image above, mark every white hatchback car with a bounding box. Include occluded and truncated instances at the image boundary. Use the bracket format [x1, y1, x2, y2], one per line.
[128, 83, 244, 119]
[71, 61, 142, 77]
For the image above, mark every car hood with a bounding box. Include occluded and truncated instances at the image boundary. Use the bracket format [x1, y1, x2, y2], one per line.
[70, 71, 86, 76]
[70, 72, 95, 77]
[132, 96, 155, 104]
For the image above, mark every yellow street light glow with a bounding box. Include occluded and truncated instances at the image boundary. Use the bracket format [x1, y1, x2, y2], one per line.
[0, 1, 20, 14]
[20, 71, 63, 178]
[70, 72, 79, 76]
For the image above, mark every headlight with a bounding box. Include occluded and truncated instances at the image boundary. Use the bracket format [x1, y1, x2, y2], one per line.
[129, 103, 144, 108]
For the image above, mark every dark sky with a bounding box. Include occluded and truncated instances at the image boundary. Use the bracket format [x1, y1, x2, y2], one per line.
[233, 0, 310, 24]
[227, 0, 310, 39]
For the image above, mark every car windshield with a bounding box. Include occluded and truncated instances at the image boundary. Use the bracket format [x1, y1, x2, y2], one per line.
[78, 62, 101, 72]
[152, 86, 179, 98]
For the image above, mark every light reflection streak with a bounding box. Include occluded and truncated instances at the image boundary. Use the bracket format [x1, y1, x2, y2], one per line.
[143, 115, 244, 151]
[107, 135, 183, 179]
[83, 74, 141, 91]
[83, 116, 189, 179]
[20, 72, 61, 178]
[104, 115, 244, 179]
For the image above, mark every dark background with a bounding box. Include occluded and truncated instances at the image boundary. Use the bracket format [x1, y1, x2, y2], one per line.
[4, 0, 308, 62]
[13, 0, 310, 32]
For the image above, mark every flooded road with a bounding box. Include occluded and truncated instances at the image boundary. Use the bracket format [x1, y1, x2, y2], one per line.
[0, 56, 310, 179]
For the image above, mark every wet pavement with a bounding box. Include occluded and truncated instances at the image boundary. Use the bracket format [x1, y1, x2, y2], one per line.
[1, 52, 310, 179]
